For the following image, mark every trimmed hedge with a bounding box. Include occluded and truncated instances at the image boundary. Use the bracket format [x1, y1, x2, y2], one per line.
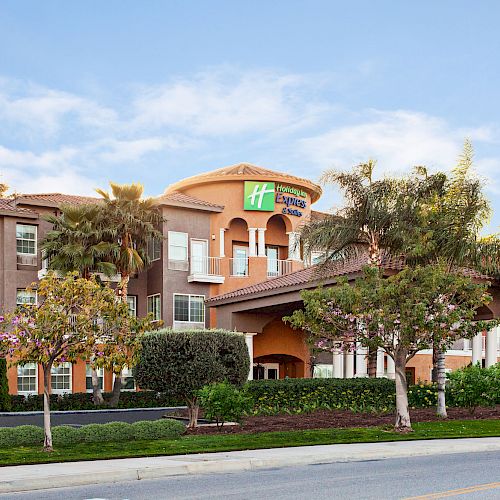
[0, 358, 10, 412]
[0, 419, 185, 448]
[8, 391, 182, 412]
[247, 378, 397, 414]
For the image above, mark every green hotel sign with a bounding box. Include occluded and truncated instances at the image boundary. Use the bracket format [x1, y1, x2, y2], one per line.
[244, 181, 275, 211]
[244, 180, 308, 216]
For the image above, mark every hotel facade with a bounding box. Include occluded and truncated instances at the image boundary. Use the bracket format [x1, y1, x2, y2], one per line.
[2, 163, 499, 395]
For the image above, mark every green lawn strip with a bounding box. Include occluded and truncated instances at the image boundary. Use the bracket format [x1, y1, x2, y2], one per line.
[1, 419, 499, 467]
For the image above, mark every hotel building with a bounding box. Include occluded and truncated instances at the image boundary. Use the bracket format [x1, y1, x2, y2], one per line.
[1, 163, 499, 395]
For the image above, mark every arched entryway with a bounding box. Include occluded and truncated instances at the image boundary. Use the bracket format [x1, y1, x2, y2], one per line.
[253, 354, 305, 379]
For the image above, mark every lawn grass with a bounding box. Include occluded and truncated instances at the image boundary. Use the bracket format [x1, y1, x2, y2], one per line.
[1, 419, 499, 467]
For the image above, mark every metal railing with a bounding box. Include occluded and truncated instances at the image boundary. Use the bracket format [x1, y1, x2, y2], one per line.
[267, 259, 292, 278]
[230, 257, 249, 277]
[190, 256, 222, 276]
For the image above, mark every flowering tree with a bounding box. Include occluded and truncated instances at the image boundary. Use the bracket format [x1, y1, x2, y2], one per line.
[0, 273, 130, 451]
[285, 265, 495, 432]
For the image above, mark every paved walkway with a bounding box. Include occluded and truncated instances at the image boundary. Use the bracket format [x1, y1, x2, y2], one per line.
[1, 437, 499, 494]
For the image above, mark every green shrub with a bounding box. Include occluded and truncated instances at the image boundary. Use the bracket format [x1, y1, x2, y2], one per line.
[446, 363, 500, 412]
[131, 419, 185, 440]
[408, 383, 438, 408]
[199, 382, 253, 427]
[135, 329, 250, 426]
[246, 378, 397, 415]
[0, 358, 10, 411]
[52, 425, 82, 446]
[79, 421, 134, 443]
[0, 427, 18, 447]
[13, 425, 44, 446]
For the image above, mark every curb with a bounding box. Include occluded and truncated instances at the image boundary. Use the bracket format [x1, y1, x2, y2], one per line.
[0, 406, 186, 417]
[1, 437, 499, 494]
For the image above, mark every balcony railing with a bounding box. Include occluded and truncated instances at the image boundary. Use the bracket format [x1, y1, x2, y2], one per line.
[17, 254, 37, 266]
[267, 259, 292, 278]
[230, 257, 249, 277]
[188, 256, 224, 283]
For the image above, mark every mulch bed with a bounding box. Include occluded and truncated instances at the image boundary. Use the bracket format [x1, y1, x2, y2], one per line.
[185, 406, 500, 435]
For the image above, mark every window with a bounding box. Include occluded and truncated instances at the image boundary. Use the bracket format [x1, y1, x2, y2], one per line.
[50, 363, 72, 394]
[16, 289, 37, 306]
[147, 294, 161, 321]
[17, 364, 38, 394]
[121, 366, 136, 391]
[313, 364, 334, 378]
[173, 294, 205, 325]
[147, 238, 161, 262]
[127, 295, 137, 317]
[168, 231, 188, 270]
[86, 365, 103, 393]
[16, 224, 37, 255]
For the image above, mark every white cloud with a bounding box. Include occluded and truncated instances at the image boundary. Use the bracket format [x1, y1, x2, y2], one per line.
[132, 69, 327, 136]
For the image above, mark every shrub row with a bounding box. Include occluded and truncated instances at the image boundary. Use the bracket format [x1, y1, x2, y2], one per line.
[246, 377, 397, 414]
[0, 419, 185, 447]
[9, 391, 182, 412]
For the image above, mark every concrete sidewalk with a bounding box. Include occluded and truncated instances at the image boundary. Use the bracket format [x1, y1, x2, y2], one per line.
[1, 437, 499, 494]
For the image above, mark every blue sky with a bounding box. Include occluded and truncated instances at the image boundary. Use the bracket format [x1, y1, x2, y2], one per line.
[1, 1, 499, 232]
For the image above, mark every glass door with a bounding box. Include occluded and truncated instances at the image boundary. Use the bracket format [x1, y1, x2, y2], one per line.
[191, 239, 208, 274]
[233, 245, 248, 276]
[266, 246, 279, 277]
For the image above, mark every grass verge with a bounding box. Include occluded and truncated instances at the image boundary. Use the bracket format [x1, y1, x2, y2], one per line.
[1, 419, 499, 467]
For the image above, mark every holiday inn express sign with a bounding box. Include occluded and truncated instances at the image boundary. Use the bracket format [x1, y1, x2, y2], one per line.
[244, 181, 307, 217]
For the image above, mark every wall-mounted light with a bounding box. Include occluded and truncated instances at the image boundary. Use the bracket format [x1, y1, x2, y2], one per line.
[211, 234, 216, 240]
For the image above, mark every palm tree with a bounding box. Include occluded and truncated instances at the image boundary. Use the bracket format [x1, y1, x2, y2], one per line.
[96, 182, 163, 404]
[42, 203, 117, 280]
[301, 160, 444, 376]
[41, 203, 118, 405]
[408, 140, 500, 417]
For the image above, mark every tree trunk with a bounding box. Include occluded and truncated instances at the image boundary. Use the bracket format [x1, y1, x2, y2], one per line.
[431, 345, 438, 383]
[91, 368, 104, 405]
[118, 273, 130, 303]
[367, 346, 377, 378]
[188, 401, 199, 429]
[108, 371, 122, 407]
[436, 349, 447, 418]
[42, 363, 53, 451]
[394, 350, 412, 432]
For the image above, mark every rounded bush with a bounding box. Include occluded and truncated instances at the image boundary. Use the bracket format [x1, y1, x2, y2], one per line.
[52, 425, 82, 446]
[101, 421, 134, 442]
[14, 425, 44, 446]
[0, 427, 18, 447]
[78, 423, 112, 443]
[131, 419, 185, 440]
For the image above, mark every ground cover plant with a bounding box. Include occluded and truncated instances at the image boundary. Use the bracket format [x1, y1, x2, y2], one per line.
[0, 419, 498, 467]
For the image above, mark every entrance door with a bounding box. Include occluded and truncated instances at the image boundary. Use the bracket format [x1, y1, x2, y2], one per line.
[191, 239, 208, 274]
[253, 363, 280, 380]
[233, 245, 248, 276]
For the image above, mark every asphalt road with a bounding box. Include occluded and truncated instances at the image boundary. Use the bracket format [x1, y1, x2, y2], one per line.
[1, 451, 499, 500]
[0, 409, 183, 427]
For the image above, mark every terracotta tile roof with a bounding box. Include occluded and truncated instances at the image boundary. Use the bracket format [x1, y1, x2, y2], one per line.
[15, 193, 99, 206]
[155, 191, 224, 211]
[166, 162, 323, 202]
[0, 199, 37, 216]
[207, 253, 496, 305]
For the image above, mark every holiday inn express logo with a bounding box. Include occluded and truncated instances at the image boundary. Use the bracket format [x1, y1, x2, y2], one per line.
[244, 181, 275, 211]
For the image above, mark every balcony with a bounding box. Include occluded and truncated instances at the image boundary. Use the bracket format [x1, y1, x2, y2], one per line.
[267, 259, 293, 278]
[230, 257, 249, 277]
[188, 256, 225, 284]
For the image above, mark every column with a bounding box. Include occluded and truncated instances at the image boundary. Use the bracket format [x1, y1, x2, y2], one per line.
[333, 346, 344, 378]
[344, 351, 354, 378]
[219, 228, 226, 257]
[386, 352, 395, 380]
[376, 348, 385, 378]
[355, 342, 368, 377]
[287, 231, 301, 261]
[244, 333, 256, 380]
[485, 327, 498, 367]
[248, 228, 257, 257]
[257, 228, 266, 257]
[471, 332, 483, 366]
